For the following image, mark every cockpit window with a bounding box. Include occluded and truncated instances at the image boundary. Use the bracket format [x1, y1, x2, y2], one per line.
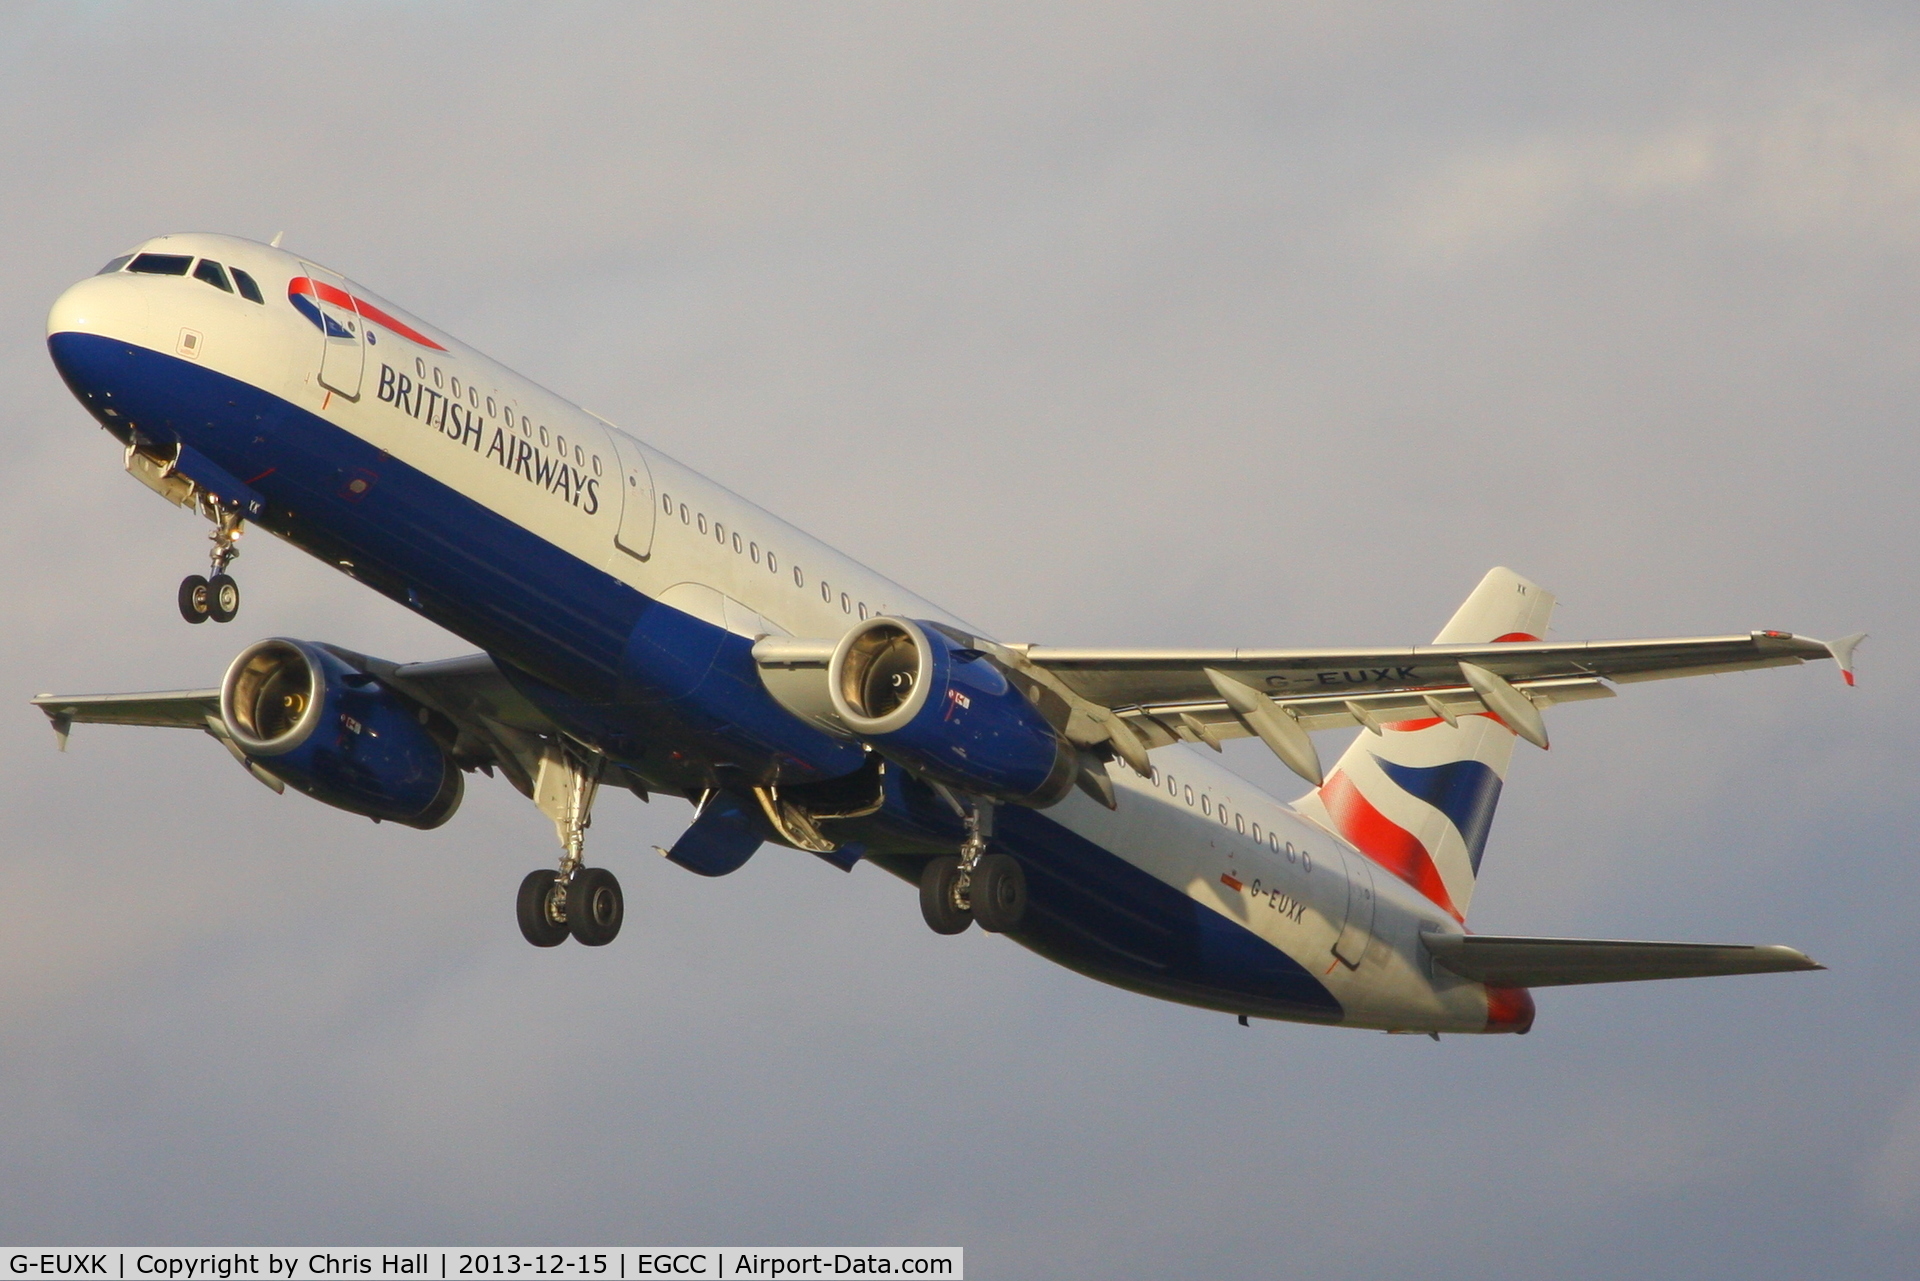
[127, 253, 193, 276]
[231, 267, 264, 304]
[96, 255, 132, 276]
[193, 259, 233, 293]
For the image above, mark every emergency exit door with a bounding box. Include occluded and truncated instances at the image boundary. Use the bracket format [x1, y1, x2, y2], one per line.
[607, 427, 657, 560]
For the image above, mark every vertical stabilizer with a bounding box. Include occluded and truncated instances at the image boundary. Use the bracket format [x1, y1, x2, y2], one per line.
[1294, 568, 1554, 920]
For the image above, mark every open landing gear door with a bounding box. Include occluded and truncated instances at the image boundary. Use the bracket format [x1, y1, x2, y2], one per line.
[296, 262, 364, 402]
[607, 427, 657, 560]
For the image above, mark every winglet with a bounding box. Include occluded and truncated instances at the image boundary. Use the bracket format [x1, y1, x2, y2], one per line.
[1825, 633, 1867, 686]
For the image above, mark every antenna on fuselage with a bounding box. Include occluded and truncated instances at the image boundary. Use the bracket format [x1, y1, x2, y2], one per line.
[269, 231, 285, 248]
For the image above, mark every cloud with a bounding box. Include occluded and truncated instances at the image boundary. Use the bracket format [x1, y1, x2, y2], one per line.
[1864, 1076, 1920, 1218]
[1381, 52, 1920, 265]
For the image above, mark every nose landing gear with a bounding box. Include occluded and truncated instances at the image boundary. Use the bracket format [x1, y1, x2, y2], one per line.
[177, 508, 244, 624]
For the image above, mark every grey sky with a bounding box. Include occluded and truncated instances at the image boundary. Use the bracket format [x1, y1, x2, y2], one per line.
[1, 3, 1915, 1275]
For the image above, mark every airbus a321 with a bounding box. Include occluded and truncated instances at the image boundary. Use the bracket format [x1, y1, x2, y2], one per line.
[35, 234, 1862, 1035]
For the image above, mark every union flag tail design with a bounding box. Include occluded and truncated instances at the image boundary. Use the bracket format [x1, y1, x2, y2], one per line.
[1294, 567, 1555, 921]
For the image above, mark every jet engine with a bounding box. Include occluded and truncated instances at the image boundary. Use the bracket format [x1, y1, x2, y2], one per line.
[220, 638, 463, 829]
[826, 617, 1077, 807]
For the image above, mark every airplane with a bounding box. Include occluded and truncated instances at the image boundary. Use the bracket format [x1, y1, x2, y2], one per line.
[33, 232, 1864, 1036]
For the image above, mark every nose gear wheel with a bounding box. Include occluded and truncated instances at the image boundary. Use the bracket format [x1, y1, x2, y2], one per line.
[177, 574, 210, 624]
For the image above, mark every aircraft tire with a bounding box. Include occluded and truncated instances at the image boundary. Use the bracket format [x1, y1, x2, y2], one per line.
[177, 574, 210, 624]
[207, 574, 240, 623]
[971, 853, 1028, 933]
[517, 869, 571, 947]
[918, 855, 973, 935]
[568, 866, 624, 947]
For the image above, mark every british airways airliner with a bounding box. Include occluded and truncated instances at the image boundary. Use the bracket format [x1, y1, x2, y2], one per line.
[35, 233, 1861, 1035]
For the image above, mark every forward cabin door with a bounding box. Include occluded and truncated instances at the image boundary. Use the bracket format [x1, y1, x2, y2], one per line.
[606, 427, 658, 560]
[1331, 849, 1377, 968]
[301, 262, 365, 401]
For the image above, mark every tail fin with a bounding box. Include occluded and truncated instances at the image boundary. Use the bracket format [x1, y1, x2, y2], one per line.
[1294, 568, 1555, 921]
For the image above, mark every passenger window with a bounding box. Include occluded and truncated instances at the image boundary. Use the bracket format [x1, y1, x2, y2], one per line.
[128, 253, 193, 275]
[698, 514, 708, 534]
[452, 377, 463, 398]
[858, 602, 868, 620]
[230, 267, 264, 303]
[679, 504, 689, 524]
[1201, 796, 1211, 816]
[1184, 786, 1194, 806]
[733, 533, 743, 554]
[750, 542, 760, 564]
[661, 494, 673, 513]
[193, 260, 233, 292]
[821, 582, 832, 602]
[714, 522, 725, 544]
[1235, 814, 1245, 834]
[96, 255, 133, 276]
[767, 552, 778, 574]
[1251, 822, 1262, 843]
[841, 592, 851, 614]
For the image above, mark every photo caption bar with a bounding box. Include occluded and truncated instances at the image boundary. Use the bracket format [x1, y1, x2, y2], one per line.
[3, 1252, 961, 1281]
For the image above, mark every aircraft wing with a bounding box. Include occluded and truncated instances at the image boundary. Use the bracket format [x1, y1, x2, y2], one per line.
[993, 630, 1862, 785]
[1422, 933, 1824, 987]
[28, 649, 608, 804]
[30, 688, 222, 740]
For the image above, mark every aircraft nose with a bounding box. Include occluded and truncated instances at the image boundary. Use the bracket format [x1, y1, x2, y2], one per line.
[47, 273, 154, 426]
[48, 271, 149, 343]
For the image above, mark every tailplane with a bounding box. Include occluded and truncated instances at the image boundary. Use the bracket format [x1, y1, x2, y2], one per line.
[1295, 567, 1554, 921]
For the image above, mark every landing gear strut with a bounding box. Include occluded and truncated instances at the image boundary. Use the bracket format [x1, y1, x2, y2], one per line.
[178, 507, 244, 624]
[918, 802, 1027, 935]
[515, 742, 625, 947]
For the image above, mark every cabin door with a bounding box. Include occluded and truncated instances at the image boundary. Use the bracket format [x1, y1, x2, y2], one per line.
[299, 262, 365, 401]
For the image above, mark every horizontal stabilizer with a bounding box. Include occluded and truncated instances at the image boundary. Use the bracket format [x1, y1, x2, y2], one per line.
[1423, 933, 1823, 987]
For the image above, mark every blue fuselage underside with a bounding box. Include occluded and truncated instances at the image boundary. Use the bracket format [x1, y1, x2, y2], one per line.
[49, 331, 1342, 1022]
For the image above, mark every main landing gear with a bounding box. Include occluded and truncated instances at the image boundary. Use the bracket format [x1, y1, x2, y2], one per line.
[919, 803, 1027, 936]
[516, 742, 626, 947]
[178, 508, 244, 624]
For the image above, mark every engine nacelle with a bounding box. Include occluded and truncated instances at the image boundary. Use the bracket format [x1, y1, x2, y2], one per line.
[220, 638, 463, 829]
[827, 617, 1076, 807]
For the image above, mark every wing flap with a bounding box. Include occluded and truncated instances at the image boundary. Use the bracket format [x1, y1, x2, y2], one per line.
[1423, 933, 1824, 987]
[1120, 675, 1616, 748]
